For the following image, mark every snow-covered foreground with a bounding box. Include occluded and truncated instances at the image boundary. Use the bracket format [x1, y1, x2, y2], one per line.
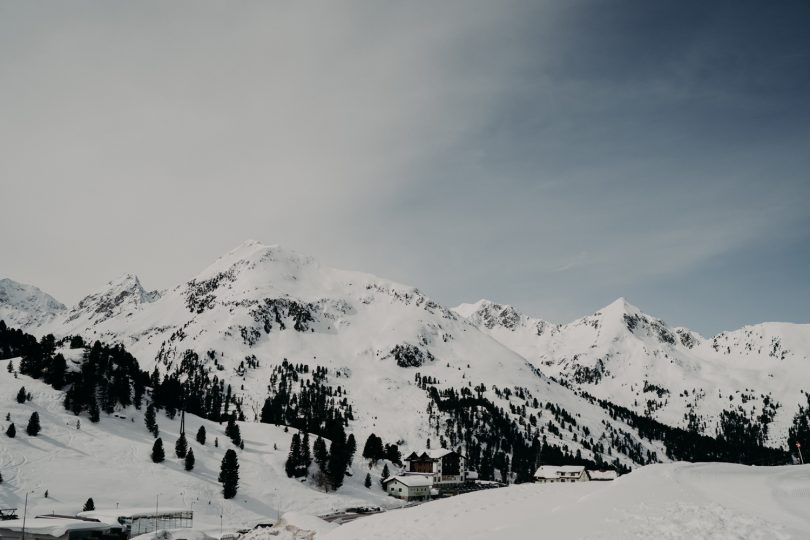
[323, 463, 810, 540]
[0, 357, 393, 535]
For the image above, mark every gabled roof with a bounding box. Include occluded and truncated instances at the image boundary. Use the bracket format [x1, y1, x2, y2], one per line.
[382, 475, 433, 487]
[404, 448, 455, 461]
[533, 465, 585, 479]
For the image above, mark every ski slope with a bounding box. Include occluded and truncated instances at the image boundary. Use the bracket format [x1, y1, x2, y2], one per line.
[0, 357, 394, 536]
[323, 462, 810, 539]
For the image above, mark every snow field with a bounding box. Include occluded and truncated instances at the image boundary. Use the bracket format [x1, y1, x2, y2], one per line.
[322, 462, 810, 540]
[0, 357, 396, 536]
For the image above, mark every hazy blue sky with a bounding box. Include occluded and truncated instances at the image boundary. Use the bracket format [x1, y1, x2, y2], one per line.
[1, 1, 808, 335]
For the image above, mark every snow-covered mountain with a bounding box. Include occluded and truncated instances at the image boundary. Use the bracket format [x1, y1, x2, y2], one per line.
[0, 277, 66, 329]
[61, 273, 161, 328]
[4, 240, 805, 466]
[6, 240, 666, 472]
[455, 298, 810, 446]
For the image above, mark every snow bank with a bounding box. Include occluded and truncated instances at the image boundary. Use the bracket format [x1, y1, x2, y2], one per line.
[240, 512, 336, 540]
[130, 529, 214, 540]
[0, 518, 109, 536]
[322, 463, 810, 540]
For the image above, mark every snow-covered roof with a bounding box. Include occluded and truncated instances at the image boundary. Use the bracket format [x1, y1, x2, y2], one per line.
[587, 470, 618, 481]
[0, 518, 110, 536]
[383, 475, 433, 487]
[534, 465, 585, 479]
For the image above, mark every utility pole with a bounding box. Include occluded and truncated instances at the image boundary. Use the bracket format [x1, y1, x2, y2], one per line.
[21, 492, 29, 540]
[154, 494, 159, 533]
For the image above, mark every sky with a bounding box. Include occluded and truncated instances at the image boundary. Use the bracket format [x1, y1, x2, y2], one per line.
[1, 1, 808, 335]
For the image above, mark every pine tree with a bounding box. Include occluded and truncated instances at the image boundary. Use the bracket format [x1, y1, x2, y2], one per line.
[300, 431, 312, 471]
[380, 463, 390, 487]
[215, 437, 219, 447]
[219, 449, 239, 499]
[314, 436, 329, 471]
[346, 434, 357, 466]
[384, 443, 401, 465]
[145, 403, 158, 437]
[175, 433, 188, 458]
[6, 361, 12, 373]
[151, 438, 165, 463]
[6, 423, 15, 438]
[89, 397, 100, 423]
[26, 412, 40, 436]
[83, 498, 95, 511]
[196, 426, 206, 445]
[364, 473, 372, 489]
[0, 471, 3, 483]
[47, 353, 66, 389]
[362, 433, 384, 462]
[225, 415, 242, 446]
[16, 387, 26, 404]
[185, 448, 195, 471]
[285, 433, 301, 478]
[327, 427, 348, 490]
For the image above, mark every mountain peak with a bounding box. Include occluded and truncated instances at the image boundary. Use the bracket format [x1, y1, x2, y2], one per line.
[198, 240, 317, 280]
[453, 299, 496, 319]
[62, 272, 159, 327]
[599, 297, 642, 316]
[0, 277, 66, 329]
[453, 299, 531, 331]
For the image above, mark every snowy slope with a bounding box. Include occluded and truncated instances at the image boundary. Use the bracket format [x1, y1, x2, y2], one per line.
[455, 298, 810, 445]
[0, 278, 66, 329]
[0, 356, 394, 535]
[26, 240, 665, 469]
[322, 462, 810, 539]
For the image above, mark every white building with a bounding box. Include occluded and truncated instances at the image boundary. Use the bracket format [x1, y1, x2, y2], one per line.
[533, 465, 588, 483]
[382, 475, 433, 501]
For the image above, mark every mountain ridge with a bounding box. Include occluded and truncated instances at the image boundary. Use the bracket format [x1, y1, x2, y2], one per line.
[454, 297, 810, 446]
[3, 240, 807, 456]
